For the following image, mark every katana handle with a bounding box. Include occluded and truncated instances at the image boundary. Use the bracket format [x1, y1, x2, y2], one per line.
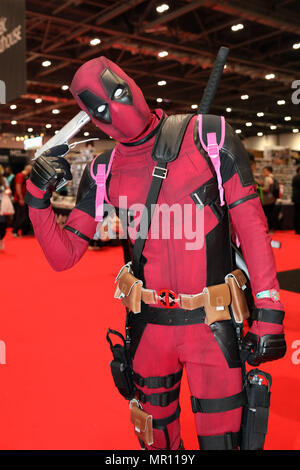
[197, 46, 229, 115]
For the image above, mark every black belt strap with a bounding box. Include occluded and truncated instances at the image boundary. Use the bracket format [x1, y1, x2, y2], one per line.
[137, 384, 180, 407]
[133, 305, 206, 326]
[134, 368, 183, 389]
[191, 390, 246, 414]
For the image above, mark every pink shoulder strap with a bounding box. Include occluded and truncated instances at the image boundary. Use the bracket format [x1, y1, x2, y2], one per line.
[90, 148, 115, 222]
[198, 115, 226, 206]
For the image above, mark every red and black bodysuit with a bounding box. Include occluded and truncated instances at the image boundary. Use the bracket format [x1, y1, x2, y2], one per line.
[25, 56, 286, 450]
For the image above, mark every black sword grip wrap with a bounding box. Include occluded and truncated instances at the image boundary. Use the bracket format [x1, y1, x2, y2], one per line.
[197, 46, 229, 115]
[43, 144, 70, 157]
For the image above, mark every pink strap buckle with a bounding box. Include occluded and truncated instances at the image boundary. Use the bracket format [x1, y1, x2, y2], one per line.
[198, 115, 226, 206]
[207, 142, 219, 158]
[90, 148, 115, 222]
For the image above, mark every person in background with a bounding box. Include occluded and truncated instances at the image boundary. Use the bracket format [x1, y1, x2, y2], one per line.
[248, 153, 263, 203]
[4, 166, 15, 192]
[292, 166, 300, 235]
[0, 165, 14, 250]
[12, 164, 32, 237]
[261, 166, 276, 233]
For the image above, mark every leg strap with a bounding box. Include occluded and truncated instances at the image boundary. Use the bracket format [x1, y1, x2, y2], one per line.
[152, 405, 181, 429]
[152, 406, 181, 450]
[198, 431, 241, 450]
[191, 390, 246, 413]
[137, 385, 180, 407]
[134, 369, 183, 389]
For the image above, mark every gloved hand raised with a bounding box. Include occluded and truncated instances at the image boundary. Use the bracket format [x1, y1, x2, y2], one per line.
[29, 144, 72, 192]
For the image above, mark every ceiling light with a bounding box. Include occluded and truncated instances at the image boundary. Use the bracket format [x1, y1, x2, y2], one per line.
[284, 116, 291, 121]
[293, 128, 299, 133]
[191, 104, 198, 109]
[257, 132, 263, 136]
[226, 107, 232, 112]
[156, 3, 169, 13]
[231, 24, 244, 32]
[265, 73, 276, 80]
[277, 99, 285, 105]
[55, 130, 59, 135]
[246, 122, 252, 127]
[61, 85, 69, 91]
[270, 125, 277, 130]
[293, 42, 300, 50]
[90, 38, 101, 46]
[156, 97, 163, 103]
[84, 132, 90, 137]
[10, 104, 17, 110]
[35, 98, 42, 104]
[241, 94, 249, 100]
[157, 80, 167, 86]
[158, 50, 168, 58]
[42, 60, 51, 67]
[52, 109, 60, 114]
[257, 112, 264, 117]
[235, 129, 242, 134]
[27, 127, 33, 132]
[45, 124, 52, 128]
[16, 136, 20, 141]
[11, 120, 17, 125]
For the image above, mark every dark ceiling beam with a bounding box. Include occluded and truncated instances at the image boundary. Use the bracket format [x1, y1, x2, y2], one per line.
[140, 0, 300, 35]
[26, 10, 298, 79]
[141, 0, 210, 30]
[95, 0, 146, 26]
[210, 0, 300, 35]
[108, 40, 295, 85]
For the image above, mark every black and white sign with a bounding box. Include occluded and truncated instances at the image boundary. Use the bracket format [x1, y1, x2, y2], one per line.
[0, 0, 26, 103]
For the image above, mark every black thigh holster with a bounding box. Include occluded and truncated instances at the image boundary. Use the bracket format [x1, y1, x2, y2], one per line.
[106, 328, 136, 401]
[240, 368, 272, 450]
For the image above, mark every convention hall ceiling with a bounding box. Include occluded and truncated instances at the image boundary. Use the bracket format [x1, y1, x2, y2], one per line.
[1, 0, 300, 141]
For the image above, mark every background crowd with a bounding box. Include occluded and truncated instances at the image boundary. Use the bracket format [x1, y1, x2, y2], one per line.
[0, 157, 300, 252]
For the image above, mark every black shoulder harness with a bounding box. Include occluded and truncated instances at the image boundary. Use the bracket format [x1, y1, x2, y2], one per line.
[152, 114, 193, 163]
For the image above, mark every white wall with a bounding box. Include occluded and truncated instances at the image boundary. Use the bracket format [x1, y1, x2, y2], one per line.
[244, 132, 300, 151]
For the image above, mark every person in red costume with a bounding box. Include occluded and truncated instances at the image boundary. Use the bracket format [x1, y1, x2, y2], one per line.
[25, 56, 286, 450]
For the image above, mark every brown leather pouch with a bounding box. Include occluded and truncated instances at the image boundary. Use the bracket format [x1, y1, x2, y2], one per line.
[203, 284, 231, 325]
[130, 401, 153, 446]
[225, 269, 250, 324]
[114, 266, 143, 314]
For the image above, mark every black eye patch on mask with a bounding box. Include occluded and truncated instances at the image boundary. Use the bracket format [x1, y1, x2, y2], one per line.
[78, 89, 112, 123]
[101, 68, 133, 105]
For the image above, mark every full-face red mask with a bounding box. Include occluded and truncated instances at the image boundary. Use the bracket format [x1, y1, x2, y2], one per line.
[70, 56, 151, 143]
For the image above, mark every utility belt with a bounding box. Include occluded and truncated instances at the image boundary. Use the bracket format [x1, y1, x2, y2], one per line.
[114, 262, 250, 326]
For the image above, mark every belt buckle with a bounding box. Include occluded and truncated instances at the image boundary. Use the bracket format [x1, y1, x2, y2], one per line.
[157, 289, 179, 309]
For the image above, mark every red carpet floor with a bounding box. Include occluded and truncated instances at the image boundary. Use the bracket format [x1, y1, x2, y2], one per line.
[0, 229, 299, 450]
